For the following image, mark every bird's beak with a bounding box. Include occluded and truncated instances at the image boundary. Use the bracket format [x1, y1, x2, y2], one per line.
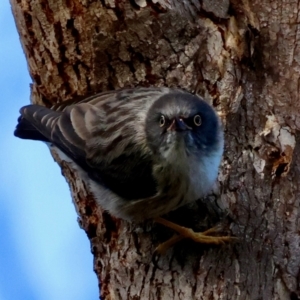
[167, 117, 191, 132]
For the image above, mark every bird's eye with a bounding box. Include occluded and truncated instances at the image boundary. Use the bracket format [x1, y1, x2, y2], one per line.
[193, 115, 202, 126]
[159, 115, 165, 127]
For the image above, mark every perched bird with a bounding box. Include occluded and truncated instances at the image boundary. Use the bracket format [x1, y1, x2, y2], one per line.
[14, 87, 231, 251]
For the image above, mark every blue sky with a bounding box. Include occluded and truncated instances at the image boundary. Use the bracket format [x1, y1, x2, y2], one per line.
[0, 2, 98, 299]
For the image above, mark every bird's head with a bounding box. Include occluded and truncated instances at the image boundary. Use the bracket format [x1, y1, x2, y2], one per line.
[145, 92, 223, 161]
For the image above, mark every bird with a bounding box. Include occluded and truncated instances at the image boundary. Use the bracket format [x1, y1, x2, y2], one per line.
[14, 87, 232, 253]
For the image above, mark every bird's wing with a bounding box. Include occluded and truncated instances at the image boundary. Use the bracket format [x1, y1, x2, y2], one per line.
[16, 87, 173, 199]
[20, 87, 171, 161]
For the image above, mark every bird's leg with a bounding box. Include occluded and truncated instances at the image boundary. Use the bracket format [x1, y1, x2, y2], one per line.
[154, 217, 235, 254]
[155, 234, 185, 255]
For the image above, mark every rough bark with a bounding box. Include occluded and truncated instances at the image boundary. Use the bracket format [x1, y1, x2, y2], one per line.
[10, 0, 300, 299]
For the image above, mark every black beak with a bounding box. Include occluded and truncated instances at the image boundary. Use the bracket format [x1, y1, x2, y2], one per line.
[167, 117, 191, 132]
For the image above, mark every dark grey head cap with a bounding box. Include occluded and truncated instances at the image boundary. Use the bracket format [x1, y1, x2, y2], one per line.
[145, 91, 223, 155]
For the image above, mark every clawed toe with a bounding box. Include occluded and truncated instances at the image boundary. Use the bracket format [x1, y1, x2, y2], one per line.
[154, 217, 236, 254]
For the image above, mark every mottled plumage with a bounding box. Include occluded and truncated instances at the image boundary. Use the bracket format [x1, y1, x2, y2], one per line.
[14, 87, 223, 222]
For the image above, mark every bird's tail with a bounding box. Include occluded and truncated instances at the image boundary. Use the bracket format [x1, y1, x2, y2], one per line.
[14, 115, 49, 142]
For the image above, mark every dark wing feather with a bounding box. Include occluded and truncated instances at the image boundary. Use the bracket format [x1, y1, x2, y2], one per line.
[87, 150, 156, 199]
[14, 115, 50, 142]
[15, 89, 164, 199]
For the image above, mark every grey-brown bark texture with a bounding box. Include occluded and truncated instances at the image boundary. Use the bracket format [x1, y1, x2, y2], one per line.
[10, 0, 300, 299]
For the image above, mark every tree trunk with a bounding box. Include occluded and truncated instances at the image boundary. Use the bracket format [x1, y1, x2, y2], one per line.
[10, 0, 300, 299]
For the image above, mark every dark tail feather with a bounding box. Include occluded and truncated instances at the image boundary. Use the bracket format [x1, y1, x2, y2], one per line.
[14, 116, 49, 142]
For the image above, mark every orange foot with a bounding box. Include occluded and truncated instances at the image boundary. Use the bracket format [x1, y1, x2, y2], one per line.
[155, 217, 236, 255]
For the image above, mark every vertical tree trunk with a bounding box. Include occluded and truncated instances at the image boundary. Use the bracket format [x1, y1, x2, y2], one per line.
[11, 0, 300, 298]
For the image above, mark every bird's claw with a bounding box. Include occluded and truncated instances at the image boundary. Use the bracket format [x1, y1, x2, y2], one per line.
[154, 217, 237, 255]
